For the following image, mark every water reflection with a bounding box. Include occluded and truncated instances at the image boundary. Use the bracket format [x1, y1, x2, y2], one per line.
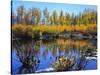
[41, 39, 96, 59]
[12, 40, 40, 74]
[12, 39, 97, 74]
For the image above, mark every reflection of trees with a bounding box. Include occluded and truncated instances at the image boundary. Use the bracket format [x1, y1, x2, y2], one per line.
[12, 38, 97, 73]
[12, 40, 40, 74]
[41, 39, 96, 58]
[40, 39, 97, 71]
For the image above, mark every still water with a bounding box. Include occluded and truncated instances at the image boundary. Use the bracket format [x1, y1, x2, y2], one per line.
[11, 39, 97, 74]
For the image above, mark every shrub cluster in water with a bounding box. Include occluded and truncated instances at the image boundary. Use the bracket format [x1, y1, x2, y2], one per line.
[53, 56, 74, 71]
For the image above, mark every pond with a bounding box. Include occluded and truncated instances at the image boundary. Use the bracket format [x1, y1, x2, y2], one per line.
[11, 39, 97, 74]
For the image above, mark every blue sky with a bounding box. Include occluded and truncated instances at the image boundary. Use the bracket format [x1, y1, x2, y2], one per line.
[12, 1, 97, 15]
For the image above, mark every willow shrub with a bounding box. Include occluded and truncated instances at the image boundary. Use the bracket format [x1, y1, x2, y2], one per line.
[12, 24, 97, 39]
[53, 56, 72, 71]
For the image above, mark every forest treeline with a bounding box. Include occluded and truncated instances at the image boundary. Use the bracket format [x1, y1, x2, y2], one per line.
[12, 5, 97, 25]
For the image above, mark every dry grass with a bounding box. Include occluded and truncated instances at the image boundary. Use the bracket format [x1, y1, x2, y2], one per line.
[12, 24, 97, 38]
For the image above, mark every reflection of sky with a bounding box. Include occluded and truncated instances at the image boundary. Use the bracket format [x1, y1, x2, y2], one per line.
[12, 1, 97, 15]
[85, 60, 97, 70]
[38, 47, 56, 70]
[12, 50, 22, 73]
